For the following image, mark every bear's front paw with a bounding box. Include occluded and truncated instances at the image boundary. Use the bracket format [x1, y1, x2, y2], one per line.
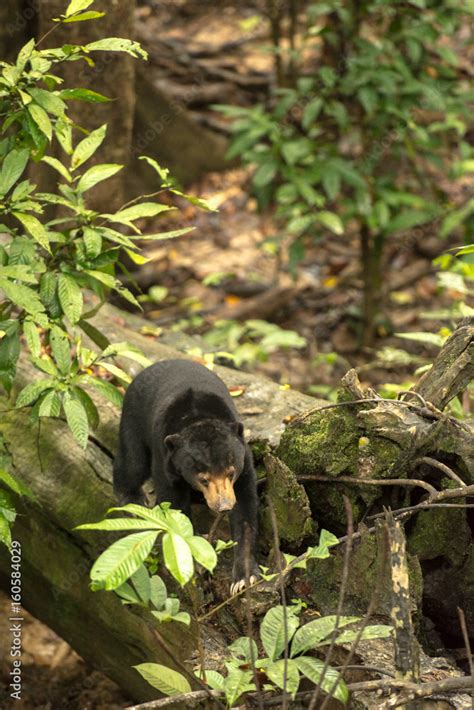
[230, 560, 260, 596]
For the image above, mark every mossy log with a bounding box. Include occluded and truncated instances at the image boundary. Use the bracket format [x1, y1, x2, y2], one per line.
[276, 318, 474, 635]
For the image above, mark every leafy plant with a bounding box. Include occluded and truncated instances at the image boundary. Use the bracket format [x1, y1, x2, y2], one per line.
[77, 502, 218, 589]
[202, 318, 307, 367]
[0, 468, 34, 547]
[136, 604, 392, 707]
[216, 0, 474, 344]
[0, 1, 207, 449]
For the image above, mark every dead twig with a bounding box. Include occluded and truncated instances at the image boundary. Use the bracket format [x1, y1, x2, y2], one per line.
[414, 456, 467, 488]
[457, 608, 474, 709]
[296, 474, 438, 497]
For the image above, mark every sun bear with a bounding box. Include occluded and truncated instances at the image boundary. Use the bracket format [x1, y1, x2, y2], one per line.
[113, 358, 259, 594]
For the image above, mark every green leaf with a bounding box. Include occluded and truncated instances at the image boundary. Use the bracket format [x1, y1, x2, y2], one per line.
[60, 88, 111, 103]
[187, 536, 217, 572]
[12, 212, 51, 252]
[64, 0, 95, 17]
[104, 202, 172, 224]
[162, 532, 194, 586]
[82, 227, 102, 258]
[62, 11, 105, 22]
[291, 616, 360, 657]
[28, 104, 52, 141]
[72, 387, 99, 429]
[77, 518, 162, 532]
[130, 564, 151, 604]
[149, 574, 167, 610]
[78, 374, 123, 408]
[0, 149, 29, 196]
[71, 124, 106, 170]
[316, 211, 344, 235]
[27, 88, 66, 117]
[294, 656, 348, 704]
[138, 228, 194, 241]
[77, 319, 110, 350]
[134, 664, 191, 696]
[261, 606, 300, 662]
[58, 273, 83, 324]
[201, 670, 225, 691]
[114, 581, 142, 605]
[100, 341, 152, 367]
[63, 392, 89, 448]
[266, 659, 300, 698]
[77, 163, 123, 193]
[395, 331, 445, 347]
[302, 98, 323, 130]
[229, 637, 258, 663]
[90, 531, 158, 590]
[16, 379, 54, 408]
[23, 320, 41, 357]
[253, 161, 278, 188]
[84, 38, 148, 60]
[41, 156, 72, 182]
[321, 624, 393, 646]
[0, 265, 37, 284]
[98, 362, 131, 384]
[385, 209, 434, 235]
[38, 390, 62, 417]
[0, 468, 34, 499]
[224, 667, 254, 707]
[281, 139, 311, 166]
[0, 278, 46, 322]
[50, 326, 70, 375]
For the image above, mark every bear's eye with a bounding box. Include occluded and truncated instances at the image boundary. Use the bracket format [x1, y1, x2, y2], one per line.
[198, 475, 209, 487]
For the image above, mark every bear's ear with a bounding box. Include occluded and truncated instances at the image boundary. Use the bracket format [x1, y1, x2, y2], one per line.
[228, 421, 244, 438]
[164, 434, 181, 452]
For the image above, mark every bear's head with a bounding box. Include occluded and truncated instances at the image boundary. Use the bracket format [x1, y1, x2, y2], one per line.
[164, 419, 246, 513]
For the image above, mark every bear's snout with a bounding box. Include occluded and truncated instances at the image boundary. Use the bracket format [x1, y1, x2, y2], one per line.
[200, 473, 236, 513]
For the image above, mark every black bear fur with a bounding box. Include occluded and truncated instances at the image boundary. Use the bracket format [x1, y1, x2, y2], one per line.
[113, 359, 259, 592]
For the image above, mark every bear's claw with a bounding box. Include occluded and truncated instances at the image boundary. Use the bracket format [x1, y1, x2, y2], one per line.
[230, 574, 259, 596]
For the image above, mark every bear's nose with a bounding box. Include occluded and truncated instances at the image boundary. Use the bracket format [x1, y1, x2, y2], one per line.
[216, 498, 235, 512]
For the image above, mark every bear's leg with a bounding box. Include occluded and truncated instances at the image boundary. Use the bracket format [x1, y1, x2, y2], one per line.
[230, 461, 259, 595]
[113, 438, 150, 507]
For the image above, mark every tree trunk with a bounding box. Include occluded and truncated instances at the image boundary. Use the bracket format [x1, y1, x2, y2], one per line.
[32, 0, 137, 211]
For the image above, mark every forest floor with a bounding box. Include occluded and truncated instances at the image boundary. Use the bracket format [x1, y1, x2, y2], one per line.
[1, 2, 472, 709]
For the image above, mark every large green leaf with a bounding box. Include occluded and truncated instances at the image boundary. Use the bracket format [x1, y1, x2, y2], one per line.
[291, 616, 360, 657]
[38, 390, 62, 418]
[12, 212, 51, 253]
[84, 38, 148, 60]
[104, 202, 173, 225]
[224, 667, 255, 707]
[63, 392, 89, 448]
[0, 278, 46, 322]
[23, 320, 41, 357]
[294, 656, 348, 705]
[0, 469, 34, 499]
[187, 536, 217, 572]
[149, 574, 167, 610]
[129, 564, 151, 604]
[50, 326, 70, 375]
[90, 531, 158, 590]
[58, 273, 83, 324]
[64, 0, 94, 16]
[41, 156, 72, 182]
[265, 659, 300, 698]
[261, 606, 300, 661]
[162, 532, 194, 586]
[71, 124, 107, 170]
[0, 149, 29, 196]
[319, 624, 393, 646]
[28, 103, 52, 141]
[77, 375, 123, 408]
[134, 663, 191, 696]
[77, 518, 162, 532]
[62, 10, 105, 22]
[16, 379, 54, 408]
[77, 163, 123, 193]
[228, 637, 258, 663]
